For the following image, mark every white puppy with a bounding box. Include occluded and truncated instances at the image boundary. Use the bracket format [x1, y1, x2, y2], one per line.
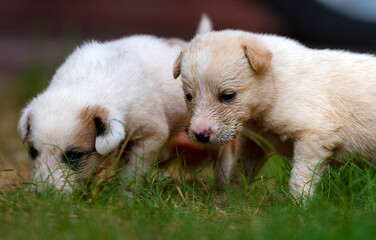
[173, 29, 376, 198]
[18, 16, 231, 192]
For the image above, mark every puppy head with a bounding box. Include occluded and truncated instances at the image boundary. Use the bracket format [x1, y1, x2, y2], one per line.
[173, 30, 272, 145]
[18, 92, 125, 192]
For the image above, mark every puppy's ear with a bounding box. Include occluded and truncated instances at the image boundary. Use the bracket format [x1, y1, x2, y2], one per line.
[173, 50, 186, 79]
[242, 38, 272, 73]
[92, 107, 125, 155]
[18, 106, 32, 143]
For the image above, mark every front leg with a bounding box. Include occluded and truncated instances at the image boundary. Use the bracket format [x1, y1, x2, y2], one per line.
[127, 132, 169, 175]
[289, 136, 331, 198]
[231, 132, 267, 184]
[121, 128, 169, 194]
[213, 144, 234, 189]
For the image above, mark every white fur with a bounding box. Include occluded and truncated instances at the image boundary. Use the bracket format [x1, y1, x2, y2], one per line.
[18, 16, 222, 193]
[19, 35, 188, 192]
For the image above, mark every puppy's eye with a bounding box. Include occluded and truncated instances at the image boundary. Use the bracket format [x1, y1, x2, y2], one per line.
[28, 145, 38, 160]
[63, 151, 85, 170]
[219, 91, 236, 103]
[186, 93, 193, 102]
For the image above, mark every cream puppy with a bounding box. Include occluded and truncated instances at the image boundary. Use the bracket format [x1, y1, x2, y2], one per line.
[173, 29, 376, 197]
[18, 16, 230, 193]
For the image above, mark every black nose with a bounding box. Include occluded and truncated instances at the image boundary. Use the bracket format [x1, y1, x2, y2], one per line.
[195, 132, 210, 143]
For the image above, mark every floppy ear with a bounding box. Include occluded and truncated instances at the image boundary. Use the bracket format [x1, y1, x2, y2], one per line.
[93, 107, 125, 155]
[242, 38, 272, 73]
[18, 105, 32, 143]
[173, 50, 186, 79]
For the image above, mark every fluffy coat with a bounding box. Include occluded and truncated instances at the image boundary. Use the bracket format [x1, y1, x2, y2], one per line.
[173, 30, 376, 197]
[18, 15, 232, 192]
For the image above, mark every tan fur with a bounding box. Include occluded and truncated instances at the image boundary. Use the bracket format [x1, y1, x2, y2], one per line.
[75, 106, 108, 152]
[241, 37, 272, 72]
[176, 30, 376, 198]
[70, 106, 114, 185]
[173, 50, 186, 79]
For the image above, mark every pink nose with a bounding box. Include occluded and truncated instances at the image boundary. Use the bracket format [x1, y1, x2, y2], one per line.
[192, 117, 214, 143]
[194, 129, 212, 143]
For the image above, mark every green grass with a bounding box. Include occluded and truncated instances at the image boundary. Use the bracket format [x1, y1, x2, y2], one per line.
[2, 155, 376, 240]
[2, 65, 376, 240]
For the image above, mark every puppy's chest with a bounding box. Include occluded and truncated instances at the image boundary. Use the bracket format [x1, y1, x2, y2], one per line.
[251, 111, 298, 142]
[246, 120, 294, 158]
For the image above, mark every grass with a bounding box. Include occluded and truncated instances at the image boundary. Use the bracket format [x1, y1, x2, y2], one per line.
[2, 64, 376, 240]
[2, 156, 376, 240]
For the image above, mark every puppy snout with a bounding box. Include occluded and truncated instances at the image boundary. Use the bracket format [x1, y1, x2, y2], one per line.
[194, 130, 212, 143]
[192, 116, 215, 143]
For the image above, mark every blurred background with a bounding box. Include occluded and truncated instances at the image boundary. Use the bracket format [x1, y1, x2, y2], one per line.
[1, 0, 376, 189]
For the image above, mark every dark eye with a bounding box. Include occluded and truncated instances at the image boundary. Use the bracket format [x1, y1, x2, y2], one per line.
[185, 93, 193, 102]
[219, 91, 236, 103]
[29, 145, 38, 160]
[63, 151, 85, 170]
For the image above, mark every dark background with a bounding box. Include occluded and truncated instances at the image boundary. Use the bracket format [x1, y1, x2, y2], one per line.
[1, 0, 376, 94]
